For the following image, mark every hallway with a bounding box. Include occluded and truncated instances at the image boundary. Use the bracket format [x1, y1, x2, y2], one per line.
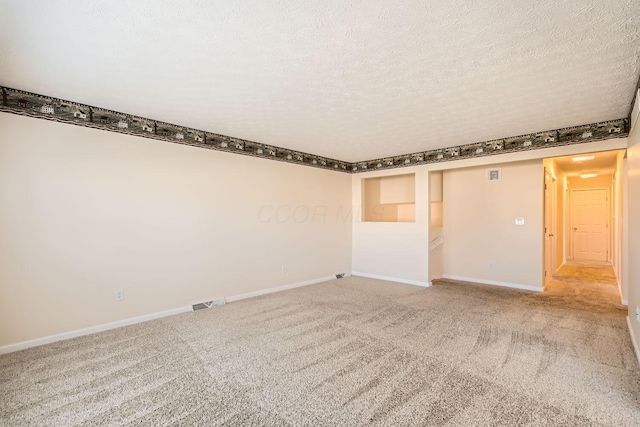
[545, 262, 624, 311]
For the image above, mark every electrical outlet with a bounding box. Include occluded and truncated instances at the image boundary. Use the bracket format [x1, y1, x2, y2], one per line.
[281, 265, 287, 273]
[115, 289, 124, 302]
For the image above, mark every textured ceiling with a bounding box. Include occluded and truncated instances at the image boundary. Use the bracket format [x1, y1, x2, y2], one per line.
[1, 1, 639, 162]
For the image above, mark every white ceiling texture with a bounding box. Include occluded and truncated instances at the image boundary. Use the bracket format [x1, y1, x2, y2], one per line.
[1, 0, 639, 162]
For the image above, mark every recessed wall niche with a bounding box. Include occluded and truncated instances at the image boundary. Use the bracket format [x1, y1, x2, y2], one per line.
[363, 173, 415, 222]
[430, 171, 443, 228]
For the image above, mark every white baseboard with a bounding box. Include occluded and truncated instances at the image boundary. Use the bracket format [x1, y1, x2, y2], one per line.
[617, 277, 626, 305]
[0, 305, 193, 356]
[225, 275, 335, 303]
[0, 275, 339, 355]
[350, 272, 431, 288]
[441, 275, 543, 292]
[627, 316, 640, 367]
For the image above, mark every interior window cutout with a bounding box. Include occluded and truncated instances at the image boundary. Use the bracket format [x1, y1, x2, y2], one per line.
[363, 174, 415, 222]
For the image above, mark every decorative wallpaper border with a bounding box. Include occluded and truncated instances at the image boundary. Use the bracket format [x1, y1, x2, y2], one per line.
[0, 86, 629, 174]
[0, 87, 351, 173]
[351, 118, 628, 172]
[629, 72, 640, 126]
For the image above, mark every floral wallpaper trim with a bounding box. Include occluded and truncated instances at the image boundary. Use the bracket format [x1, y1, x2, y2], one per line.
[0, 87, 629, 174]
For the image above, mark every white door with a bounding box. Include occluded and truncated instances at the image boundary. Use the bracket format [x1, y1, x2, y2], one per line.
[571, 188, 608, 262]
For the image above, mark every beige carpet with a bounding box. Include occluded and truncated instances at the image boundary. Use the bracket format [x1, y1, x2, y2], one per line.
[1, 270, 639, 426]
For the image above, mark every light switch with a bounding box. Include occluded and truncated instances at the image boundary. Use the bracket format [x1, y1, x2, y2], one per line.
[515, 218, 525, 226]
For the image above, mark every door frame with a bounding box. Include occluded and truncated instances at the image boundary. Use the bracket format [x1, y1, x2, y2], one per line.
[543, 168, 557, 282]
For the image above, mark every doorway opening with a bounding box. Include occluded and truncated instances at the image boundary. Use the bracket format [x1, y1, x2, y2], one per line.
[542, 150, 627, 305]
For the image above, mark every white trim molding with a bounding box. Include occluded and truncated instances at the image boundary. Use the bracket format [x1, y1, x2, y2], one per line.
[225, 276, 335, 302]
[0, 275, 339, 355]
[617, 277, 628, 306]
[442, 275, 544, 292]
[627, 316, 640, 367]
[0, 306, 193, 356]
[351, 272, 431, 287]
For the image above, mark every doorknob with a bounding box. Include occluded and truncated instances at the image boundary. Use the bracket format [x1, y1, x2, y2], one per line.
[573, 227, 577, 231]
[549, 234, 554, 237]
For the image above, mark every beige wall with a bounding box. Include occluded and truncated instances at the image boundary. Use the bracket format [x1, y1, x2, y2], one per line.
[1, 110, 631, 350]
[363, 176, 382, 220]
[614, 153, 625, 301]
[622, 158, 630, 305]
[554, 163, 566, 270]
[363, 174, 416, 222]
[548, 159, 568, 271]
[351, 139, 627, 288]
[442, 160, 544, 289]
[0, 113, 352, 347]
[352, 170, 429, 285]
[379, 174, 415, 204]
[626, 99, 640, 361]
[542, 159, 564, 274]
[566, 174, 613, 189]
[428, 171, 444, 283]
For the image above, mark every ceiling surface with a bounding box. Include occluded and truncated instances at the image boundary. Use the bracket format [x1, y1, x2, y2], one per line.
[1, 1, 639, 162]
[553, 150, 622, 175]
